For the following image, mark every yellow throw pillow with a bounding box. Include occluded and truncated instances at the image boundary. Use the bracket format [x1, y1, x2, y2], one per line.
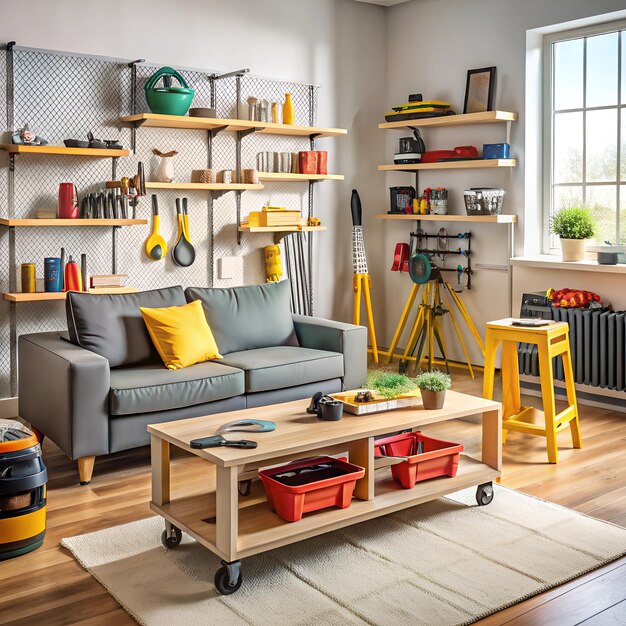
[140, 300, 222, 370]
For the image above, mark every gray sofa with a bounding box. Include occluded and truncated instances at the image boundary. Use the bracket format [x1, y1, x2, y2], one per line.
[19, 281, 367, 484]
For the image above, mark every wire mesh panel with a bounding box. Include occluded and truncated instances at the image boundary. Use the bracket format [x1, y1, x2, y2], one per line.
[0, 46, 322, 397]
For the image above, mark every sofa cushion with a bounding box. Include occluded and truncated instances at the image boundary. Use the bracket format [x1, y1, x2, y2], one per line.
[220, 346, 343, 393]
[66, 287, 187, 368]
[109, 362, 245, 416]
[185, 281, 298, 355]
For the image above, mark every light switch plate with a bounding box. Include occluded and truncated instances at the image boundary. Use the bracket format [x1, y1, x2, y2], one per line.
[218, 256, 242, 279]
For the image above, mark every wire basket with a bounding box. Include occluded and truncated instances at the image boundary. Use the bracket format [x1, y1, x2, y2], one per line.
[463, 188, 505, 216]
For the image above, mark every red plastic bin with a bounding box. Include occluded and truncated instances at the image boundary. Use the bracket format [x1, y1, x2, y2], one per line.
[374, 432, 464, 489]
[259, 456, 365, 522]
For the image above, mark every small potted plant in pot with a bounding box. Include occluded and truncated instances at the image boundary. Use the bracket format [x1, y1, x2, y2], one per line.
[415, 370, 452, 409]
[550, 206, 596, 262]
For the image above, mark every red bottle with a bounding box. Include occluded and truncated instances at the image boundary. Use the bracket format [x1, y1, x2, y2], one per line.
[58, 182, 79, 219]
[64, 255, 83, 292]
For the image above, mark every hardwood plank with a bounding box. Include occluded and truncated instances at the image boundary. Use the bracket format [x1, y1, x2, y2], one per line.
[578, 599, 626, 625]
[501, 564, 626, 625]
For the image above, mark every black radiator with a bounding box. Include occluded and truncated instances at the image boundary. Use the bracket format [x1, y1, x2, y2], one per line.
[518, 293, 625, 392]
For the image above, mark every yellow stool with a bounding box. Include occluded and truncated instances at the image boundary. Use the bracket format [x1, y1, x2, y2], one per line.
[482, 318, 582, 463]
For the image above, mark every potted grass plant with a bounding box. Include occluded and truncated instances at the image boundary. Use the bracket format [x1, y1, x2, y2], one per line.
[415, 370, 452, 409]
[550, 206, 596, 262]
[366, 371, 418, 399]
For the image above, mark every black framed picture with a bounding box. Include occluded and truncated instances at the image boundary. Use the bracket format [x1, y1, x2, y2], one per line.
[463, 67, 496, 114]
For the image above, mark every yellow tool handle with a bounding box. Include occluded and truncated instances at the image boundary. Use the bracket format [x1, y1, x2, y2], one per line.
[183, 213, 191, 243]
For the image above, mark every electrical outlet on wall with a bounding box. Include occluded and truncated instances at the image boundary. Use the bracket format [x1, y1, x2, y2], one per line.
[218, 256, 242, 279]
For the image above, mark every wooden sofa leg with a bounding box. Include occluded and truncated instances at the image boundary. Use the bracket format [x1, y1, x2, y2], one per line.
[78, 456, 96, 485]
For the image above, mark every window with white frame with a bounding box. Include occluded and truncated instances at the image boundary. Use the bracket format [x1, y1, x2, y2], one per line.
[545, 23, 626, 250]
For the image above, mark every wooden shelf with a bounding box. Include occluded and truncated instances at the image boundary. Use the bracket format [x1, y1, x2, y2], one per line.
[3, 288, 138, 302]
[120, 113, 347, 138]
[151, 455, 499, 560]
[0, 218, 147, 227]
[379, 110, 517, 130]
[378, 159, 516, 172]
[145, 182, 263, 191]
[376, 213, 517, 224]
[0, 144, 129, 157]
[238, 224, 327, 233]
[258, 173, 344, 182]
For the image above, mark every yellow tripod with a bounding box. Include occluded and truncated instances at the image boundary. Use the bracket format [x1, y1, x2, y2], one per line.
[385, 279, 484, 376]
[354, 273, 378, 363]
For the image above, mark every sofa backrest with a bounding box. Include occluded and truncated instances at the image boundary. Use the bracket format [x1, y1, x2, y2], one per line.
[66, 286, 187, 367]
[185, 281, 298, 355]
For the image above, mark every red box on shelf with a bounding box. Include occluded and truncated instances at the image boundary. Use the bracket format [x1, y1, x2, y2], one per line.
[259, 456, 365, 522]
[298, 151, 319, 175]
[317, 151, 328, 175]
[374, 432, 464, 489]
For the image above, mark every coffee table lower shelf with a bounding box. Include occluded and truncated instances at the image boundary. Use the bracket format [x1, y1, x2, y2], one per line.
[151, 455, 498, 560]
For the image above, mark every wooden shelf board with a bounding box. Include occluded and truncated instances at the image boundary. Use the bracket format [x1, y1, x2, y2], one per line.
[151, 456, 498, 560]
[379, 110, 517, 130]
[258, 173, 344, 182]
[0, 218, 147, 227]
[0, 144, 129, 157]
[3, 288, 138, 302]
[238, 225, 327, 233]
[378, 159, 517, 172]
[120, 113, 347, 138]
[145, 182, 264, 191]
[376, 213, 517, 224]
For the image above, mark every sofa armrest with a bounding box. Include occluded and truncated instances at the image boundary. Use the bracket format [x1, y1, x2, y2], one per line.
[18, 332, 111, 460]
[292, 315, 367, 390]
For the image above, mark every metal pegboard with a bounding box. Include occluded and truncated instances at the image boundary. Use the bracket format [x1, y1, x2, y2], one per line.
[0, 45, 322, 396]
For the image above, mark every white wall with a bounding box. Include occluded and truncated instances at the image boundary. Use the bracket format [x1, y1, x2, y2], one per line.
[378, 0, 626, 363]
[0, 0, 387, 324]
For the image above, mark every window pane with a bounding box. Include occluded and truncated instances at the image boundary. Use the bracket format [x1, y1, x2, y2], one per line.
[554, 38, 583, 110]
[622, 109, 626, 181]
[622, 31, 626, 105]
[554, 185, 584, 212]
[586, 185, 617, 244]
[554, 111, 583, 183]
[586, 32, 619, 107]
[586, 108, 617, 182]
[621, 186, 626, 243]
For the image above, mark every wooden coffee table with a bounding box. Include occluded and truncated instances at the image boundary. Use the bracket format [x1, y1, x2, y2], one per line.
[148, 390, 501, 594]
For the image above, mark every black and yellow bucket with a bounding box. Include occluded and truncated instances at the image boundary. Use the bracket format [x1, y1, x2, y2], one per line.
[0, 420, 47, 560]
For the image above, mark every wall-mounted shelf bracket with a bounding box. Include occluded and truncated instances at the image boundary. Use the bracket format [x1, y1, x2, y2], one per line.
[127, 58, 145, 152]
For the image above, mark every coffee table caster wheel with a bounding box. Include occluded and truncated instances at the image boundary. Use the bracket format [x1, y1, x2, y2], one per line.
[476, 482, 494, 506]
[214, 560, 242, 595]
[161, 524, 182, 549]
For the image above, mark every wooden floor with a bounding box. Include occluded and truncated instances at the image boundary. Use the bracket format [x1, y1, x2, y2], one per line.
[1, 373, 624, 626]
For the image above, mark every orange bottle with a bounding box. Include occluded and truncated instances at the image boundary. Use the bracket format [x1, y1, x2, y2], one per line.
[64, 255, 83, 292]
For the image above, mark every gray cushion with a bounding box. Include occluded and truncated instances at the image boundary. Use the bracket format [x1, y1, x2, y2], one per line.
[66, 287, 186, 368]
[109, 361, 245, 416]
[220, 346, 343, 393]
[185, 281, 298, 355]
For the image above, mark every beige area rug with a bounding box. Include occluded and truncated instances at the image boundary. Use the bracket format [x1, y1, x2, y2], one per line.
[62, 485, 626, 626]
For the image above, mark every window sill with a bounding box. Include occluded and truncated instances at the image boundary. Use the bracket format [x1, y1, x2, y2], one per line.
[510, 255, 626, 274]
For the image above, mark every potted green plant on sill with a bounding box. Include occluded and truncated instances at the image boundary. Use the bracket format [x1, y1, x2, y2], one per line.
[415, 370, 452, 409]
[550, 206, 596, 262]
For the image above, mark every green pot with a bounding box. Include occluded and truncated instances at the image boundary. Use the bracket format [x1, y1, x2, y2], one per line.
[145, 67, 194, 116]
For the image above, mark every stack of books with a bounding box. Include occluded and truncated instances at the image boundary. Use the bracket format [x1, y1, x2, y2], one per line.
[89, 274, 134, 294]
[35, 210, 57, 219]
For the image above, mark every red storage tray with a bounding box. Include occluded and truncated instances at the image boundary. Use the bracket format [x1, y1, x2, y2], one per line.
[259, 456, 365, 522]
[374, 432, 464, 489]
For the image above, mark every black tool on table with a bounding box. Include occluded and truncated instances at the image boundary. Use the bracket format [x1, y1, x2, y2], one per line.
[189, 435, 257, 449]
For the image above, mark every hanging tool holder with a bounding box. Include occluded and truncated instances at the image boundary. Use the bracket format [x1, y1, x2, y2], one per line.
[0, 43, 322, 397]
[410, 230, 473, 289]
